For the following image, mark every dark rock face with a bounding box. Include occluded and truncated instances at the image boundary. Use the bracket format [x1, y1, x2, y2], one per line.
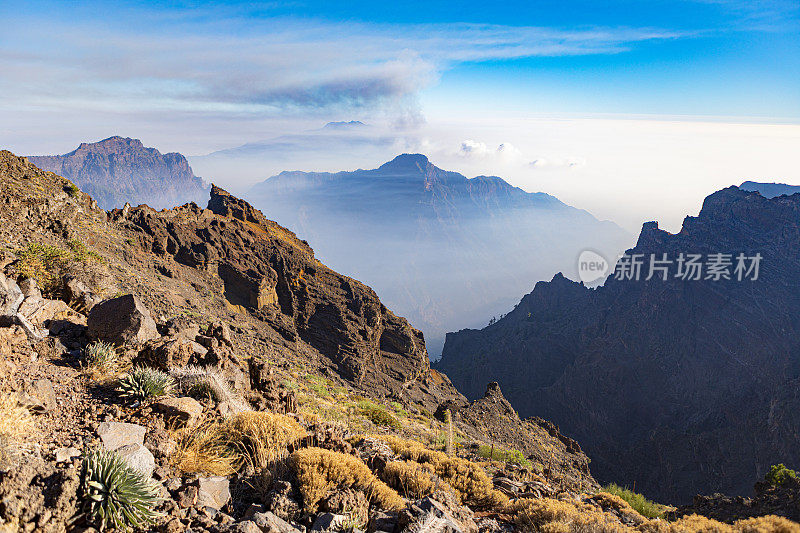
[436, 186, 800, 503]
[248, 153, 631, 357]
[87, 294, 159, 345]
[114, 185, 446, 404]
[674, 477, 800, 523]
[28, 136, 208, 210]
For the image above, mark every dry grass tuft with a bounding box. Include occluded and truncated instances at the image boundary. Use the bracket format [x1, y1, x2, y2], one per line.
[382, 460, 453, 500]
[225, 411, 305, 469]
[172, 421, 240, 476]
[733, 515, 800, 533]
[510, 497, 634, 533]
[590, 491, 648, 526]
[171, 411, 305, 476]
[0, 393, 32, 443]
[290, 447, 405, 512]
[374, 434, 508, 508]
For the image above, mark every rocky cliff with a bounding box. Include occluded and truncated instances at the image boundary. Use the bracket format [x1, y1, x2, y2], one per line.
[436, 186, 800, 503]
[28, 136, 209, 210]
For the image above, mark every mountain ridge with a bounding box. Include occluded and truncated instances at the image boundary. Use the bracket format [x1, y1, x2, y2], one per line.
[436, 185, 800, 503]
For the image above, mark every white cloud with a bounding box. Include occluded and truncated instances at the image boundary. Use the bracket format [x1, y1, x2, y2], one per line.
[0, 7, 685, 122]
[530, 156, 586, 168]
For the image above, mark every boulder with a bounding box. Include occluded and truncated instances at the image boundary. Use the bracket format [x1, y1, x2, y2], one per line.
[249, 511, 301, 533]
[115, 443, 155, 478]
[97, 421, 147, 451]
[311, 513, 348, 531]
[87, 294, 158, 345]
[153, 396, 203, 427]
[135, 335, 194, 370]
[54, 447, 81, 463]
[264, 481, 301, 522]
[196, 476, 231, 511]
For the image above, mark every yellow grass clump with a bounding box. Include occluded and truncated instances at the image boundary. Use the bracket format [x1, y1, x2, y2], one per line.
[172, 421, 240, 476]
[510, 497, 635, 533]
[590, 491, 648, 526]
[0, 393, 32, 443]
[733, 515, 800, 533]
[172, 411, 305, 476]
[290, 447, 405, 512]
[382, 460, 454, 500]
[225, 411, 306, 468]
[374, 434, 508, 508]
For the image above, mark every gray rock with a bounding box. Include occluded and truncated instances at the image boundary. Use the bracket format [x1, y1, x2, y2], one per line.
[97, 421, 147, 451]
[250, 511, 301, 533]
[368, 511, 398, 533]
[228, 522, 263, 533]
[153, 396, 203, 427]
[87, 294, 158, 345]
[116, 443, 156, 478]
[196, 476, 231, 511]
[18, 278, 41, 299]
[65, 276, 102, 311]
[22, 378, 57, 412]
[311, 513, 347, 531]
[0, 273, 23, 316]
[54, 446, 81, 463]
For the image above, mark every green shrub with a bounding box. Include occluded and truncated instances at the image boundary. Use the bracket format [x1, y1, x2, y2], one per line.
[357, 399, 401, 429]
[83, 341, 118, 373]
[118, 367, 175, 401]
[64, 182, 80, 197]
[600, 483, 666, 519]
[478, 445, 532, 469]
[14, 240, 100, 291]
[765, 464, 797, 486]
[81, 448, 162, 530]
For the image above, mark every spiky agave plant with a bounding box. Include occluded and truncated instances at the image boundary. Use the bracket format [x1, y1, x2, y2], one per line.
[82, 448, 162, 531]
[83, 341, 118, 373]
[118, 366, 175, 401]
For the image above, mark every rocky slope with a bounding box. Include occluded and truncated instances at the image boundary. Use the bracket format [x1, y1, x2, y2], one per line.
[0, 150, 613, 532]
[436, 186, 800, 503]
[248, 154, 631, 356]
[28, 136, 209, 210]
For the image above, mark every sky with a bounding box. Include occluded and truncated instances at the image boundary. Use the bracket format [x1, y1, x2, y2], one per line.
[1, 0, 799, 231]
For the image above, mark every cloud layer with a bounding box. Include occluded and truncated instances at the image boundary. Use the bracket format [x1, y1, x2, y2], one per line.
[0, 7, 683, 119]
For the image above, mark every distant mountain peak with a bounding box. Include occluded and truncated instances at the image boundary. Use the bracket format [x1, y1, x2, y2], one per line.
[322, 120, 366, 130]
[740, 180, 800, 198]
[28, 137, 208, 210]
[378, 153, 431, 172]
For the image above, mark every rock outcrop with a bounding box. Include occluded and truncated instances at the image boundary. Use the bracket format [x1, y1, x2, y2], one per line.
[28, 136, 209, 210]
[113, 184, 443, 404]
[437, 186, 800, 503]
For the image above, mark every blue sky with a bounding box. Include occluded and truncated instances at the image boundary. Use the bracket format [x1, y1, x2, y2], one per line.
[3, 0, 798, 123]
